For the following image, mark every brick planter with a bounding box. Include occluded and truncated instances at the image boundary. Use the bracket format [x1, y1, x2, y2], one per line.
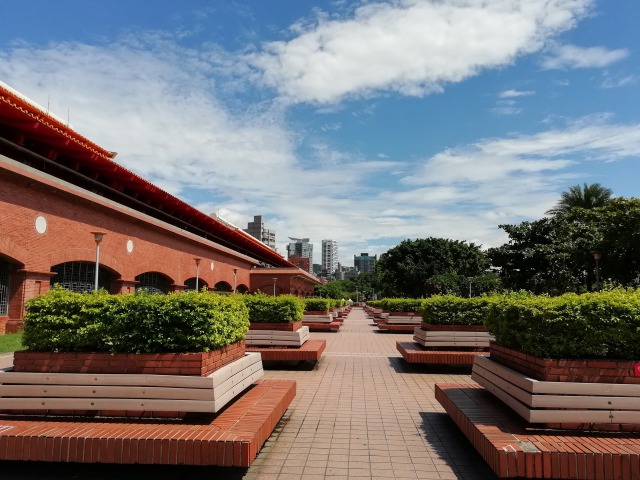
[249, 321, 303, 332]
[12, 341, 246, 377]
[388, 311, 419, 317]
[421, 322, 487, 332]
[489, 343, 640, 384]
[304, 310, 330, 315]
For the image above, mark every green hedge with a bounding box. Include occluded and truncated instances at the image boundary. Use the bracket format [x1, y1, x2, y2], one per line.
[23, 289, 249, 353]
[486, 290, 640, 359]
[421, 295, 491, 325]
[304, 298, 333, 311]
[379, 298, 424, 312]
[242, 294, 305, 323]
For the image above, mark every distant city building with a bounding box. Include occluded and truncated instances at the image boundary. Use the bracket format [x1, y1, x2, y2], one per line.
[244, 215, 276, 250]
[288, 254, 311, 274]
[287, 237, 313, 273]
[313, 264, 323, 275]
[354, 252, 377, 273]
[321, 240, 338, 277]
[336, 266, 358, 280]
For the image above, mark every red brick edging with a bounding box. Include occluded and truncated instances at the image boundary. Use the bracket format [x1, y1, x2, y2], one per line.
[12, 341, 246, 377]
[489, 343, 640, 384]
[247, 339, 326, 362]
[397, 342, 487, 365]
[249, 321, 303, 331]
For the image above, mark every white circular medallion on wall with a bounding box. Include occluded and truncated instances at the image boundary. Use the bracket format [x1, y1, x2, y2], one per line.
[126, 239, 134, 253]
[210, 262, 215, 270]
[35, 215, 47, 234]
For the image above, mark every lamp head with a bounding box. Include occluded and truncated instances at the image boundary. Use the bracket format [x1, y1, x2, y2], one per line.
[91, 232, 105, 244]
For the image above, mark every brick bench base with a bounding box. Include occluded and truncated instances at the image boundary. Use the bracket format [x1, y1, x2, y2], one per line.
[0, 380, 295, 468]
[303, 322, 341, 332]
[435, 383, 640, 479]
[247, 339, 326, 363]
[376, 323, 416, 333]
[396, 342, 488, 365]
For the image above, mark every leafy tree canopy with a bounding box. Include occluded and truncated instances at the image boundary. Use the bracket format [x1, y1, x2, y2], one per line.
[376, 237, 489, 298]
[546, 182, 612, 216]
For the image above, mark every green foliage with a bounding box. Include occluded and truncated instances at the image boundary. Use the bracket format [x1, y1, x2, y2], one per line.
[546, 182, 612, 216]
[491, 198, 640, 294]
[485, 289, 640, 359]
[304, 298, 333, 312]
[421, 295, 492, 325]
[242, 294, 305, 323]
[23, 288, 249, 353]
[376, 237, 489, 298]
[0, 333, 23, 353]
[378, 298, 423, 312]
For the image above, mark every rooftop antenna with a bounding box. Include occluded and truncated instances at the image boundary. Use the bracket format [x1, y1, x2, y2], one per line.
[67, 108, 70, 127]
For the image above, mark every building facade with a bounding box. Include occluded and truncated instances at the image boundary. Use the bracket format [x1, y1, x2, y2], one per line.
[354, 253, 377, 273]
[243, 215, 276, 250]
[286, 238, 313, 273]
[321, 240, 338, 277]
[0, 82, 320, 333]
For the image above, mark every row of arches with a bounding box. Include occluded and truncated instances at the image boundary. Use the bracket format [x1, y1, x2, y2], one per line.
[0, 258, 250, 318]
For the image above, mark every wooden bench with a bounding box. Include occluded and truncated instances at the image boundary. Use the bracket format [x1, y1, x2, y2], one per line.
[246, 326, 310, 347]
[302, 314, 335, 323]
[413, 328, 494, 348]
[0, 352, 263, 414]
[471, 355, 640, 425]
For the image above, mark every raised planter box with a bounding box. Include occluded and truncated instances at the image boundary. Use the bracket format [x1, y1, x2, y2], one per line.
[489, 343, 640, 384]
[421, 322, 487, 331]
[249, 320, 303, 332]
[12, 341, 246, 377]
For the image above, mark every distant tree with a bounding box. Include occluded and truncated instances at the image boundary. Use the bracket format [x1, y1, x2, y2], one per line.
[376, 238, 489, 298]
[546, 183, 613, 216]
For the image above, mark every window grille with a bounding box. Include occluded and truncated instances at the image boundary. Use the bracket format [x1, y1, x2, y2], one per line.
[0, 259, 10, 316]
[50, 262, 111, 293]
[184, 277, 207, 291]
[135, 272, 169, 294]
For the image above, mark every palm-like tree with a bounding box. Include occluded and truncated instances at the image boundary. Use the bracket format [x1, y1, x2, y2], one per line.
[547, 183, 613, 216]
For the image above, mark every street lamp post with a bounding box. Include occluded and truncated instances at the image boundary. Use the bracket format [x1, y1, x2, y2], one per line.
[194, 258, 201, 291]
[591, 251, 601, 290]
[233, 268, 238, 294]
[272, 278, 277, 297]
[467, 277, 473, 298]
[90, 232, 105, 291]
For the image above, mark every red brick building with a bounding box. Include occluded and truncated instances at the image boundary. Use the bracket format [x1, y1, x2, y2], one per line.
[0, 82, 320, 334]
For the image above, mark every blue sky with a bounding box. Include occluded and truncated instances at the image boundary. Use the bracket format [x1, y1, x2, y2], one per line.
[1, 1, 638, 266]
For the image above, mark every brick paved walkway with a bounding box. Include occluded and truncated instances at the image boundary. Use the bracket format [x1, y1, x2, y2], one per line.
[245, 307, 499, 480]
[0, 308, 499, 479]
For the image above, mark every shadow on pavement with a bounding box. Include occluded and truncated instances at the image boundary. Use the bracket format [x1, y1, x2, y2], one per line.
[418, 412, 501, 480]
[387, 356, 473, 375]
[0, 461, 248, 480]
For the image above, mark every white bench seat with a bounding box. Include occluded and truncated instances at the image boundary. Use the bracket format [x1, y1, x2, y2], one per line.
[0, 352, 263, 414]
[246, 326, 310, 347]
[471, 355, 640, 425]
[303, 314, 334, 324]
[413, 328, 494, 348]
[386, 316, 422, 324]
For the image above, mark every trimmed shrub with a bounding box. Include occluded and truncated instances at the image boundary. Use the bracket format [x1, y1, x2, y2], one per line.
[304, 298, 333, 312]
[421, 295, 491, 325]
[486, 289, 640, 359]
[379, 298, 424, 313]
[242, 294, 305, 323]
[23, 289, 249, 353]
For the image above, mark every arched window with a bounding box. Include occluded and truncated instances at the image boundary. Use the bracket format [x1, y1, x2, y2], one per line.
[0, 258, 10, 316]
[184, 277, 208, 291]
[135, 272, 170, 294]
[50, 262, 111, 293]
[214, 281, 232, 293]
[236, 284, 249, 294]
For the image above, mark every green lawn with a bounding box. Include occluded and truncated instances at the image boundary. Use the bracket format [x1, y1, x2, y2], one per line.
[0, 333, 23, 353]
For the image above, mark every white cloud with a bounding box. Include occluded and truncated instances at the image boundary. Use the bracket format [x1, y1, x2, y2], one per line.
[498, 89, 535, 98]
[601, 73, 637, 89]
[248, 0, 592, 104]
[542, 44, 629, 70]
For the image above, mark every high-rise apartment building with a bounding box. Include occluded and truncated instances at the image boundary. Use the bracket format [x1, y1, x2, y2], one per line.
[322, 240, 338, 276]
[244, 215, 276, 250]
[354, 252, 377, 273]
[287, 237, 313, 273]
